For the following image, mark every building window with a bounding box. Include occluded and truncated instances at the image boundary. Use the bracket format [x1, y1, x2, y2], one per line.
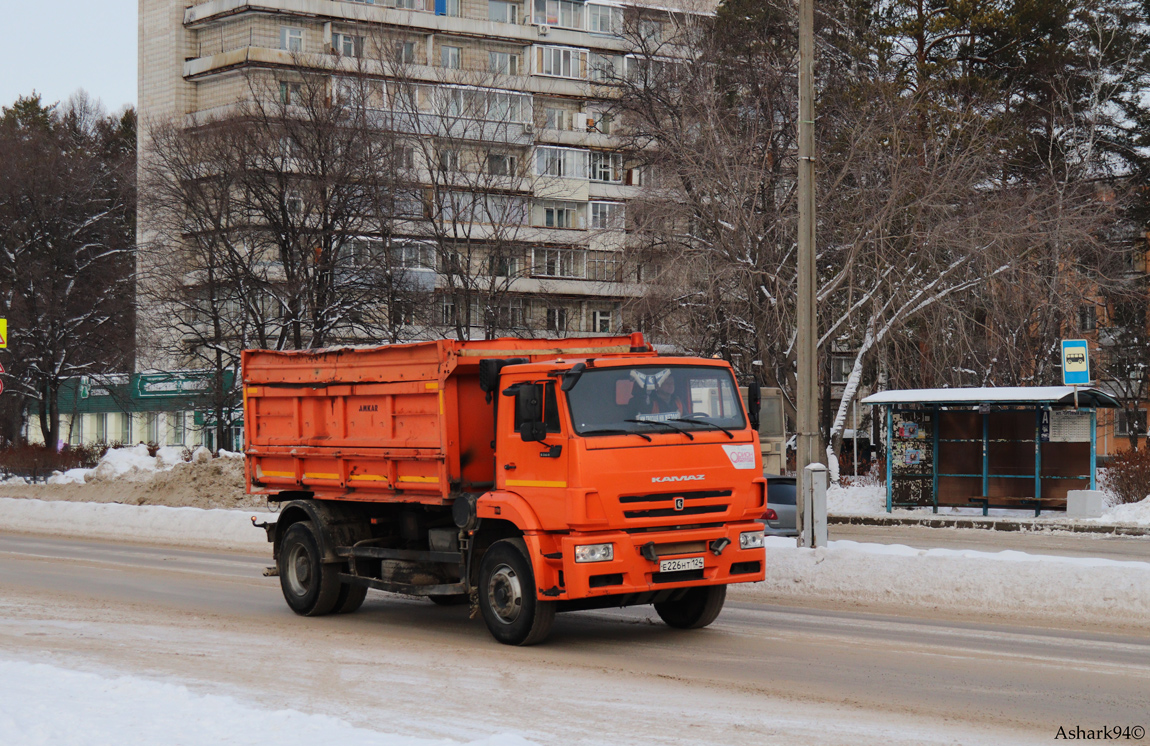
[547, 307, 569, 333]
[589, 53, 620, 83]
[395, 0, 419, 9]
[69, 416, 84, 446]
[638, 20, 663, 44]
[592, 309, 613, 334]
[438, 148, 459, 172]
[491, 299, 526, 329]
[170, 412, 186, 446]
[332, 33, 362, 57]
[831, 355, 854, 385]
[535, 147, 589, 179]
[279, 82, 302, 104]
[590, 151, 623, 183]
[533, 247, 584, 277]
[489, 51, 519, 76]
[444, 0, 462, 16]
[146, 412, 160, 445]
[587, 4, 622, 34]
[536, 45, 588, 79]
[390, 300, 416, 328]
[487, 152, 517, 176]
[590, 201, 625, 230]
[95, 413, 108, 444]
[587, 251, 623, 282]
[390, 241, 436, 270]
[1079, 305, 1097, 332]
[280, 27, 303, 53]
[489, 0, 519, 23]
[537, 201, 586, 229]
[442, 297, 470, 327]
[119, 412, 131, 443]
[396, 41, 416, 64]
[534, 0, 584, 29]
[1117, 409, 1147, 437]
[441, 45, 462, 69]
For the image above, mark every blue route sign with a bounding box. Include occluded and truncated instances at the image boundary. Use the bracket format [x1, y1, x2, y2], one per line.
[1061, 339, 1090, 385]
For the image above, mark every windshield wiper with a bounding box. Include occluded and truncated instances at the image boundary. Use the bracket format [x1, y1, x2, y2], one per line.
[579, 428, 653, 442]
[624, 419, 695, 441]
[677, 419, 735, 439]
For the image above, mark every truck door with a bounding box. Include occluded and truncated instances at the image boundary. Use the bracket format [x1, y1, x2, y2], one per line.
[499, 382, 570, 519]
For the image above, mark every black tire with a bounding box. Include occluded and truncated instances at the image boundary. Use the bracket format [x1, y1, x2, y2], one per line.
[334, 581, 368, 614]
[478, 539, 555, 646]
[654, 585, 727, 629]
[278, 521, 342, 617]
[429, 593, 469, 606]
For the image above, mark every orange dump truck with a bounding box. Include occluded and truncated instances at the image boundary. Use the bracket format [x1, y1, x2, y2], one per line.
[244, 334, 766, 645]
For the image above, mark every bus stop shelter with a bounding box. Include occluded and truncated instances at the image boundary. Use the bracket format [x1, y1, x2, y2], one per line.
[861, 387, 1119, 515]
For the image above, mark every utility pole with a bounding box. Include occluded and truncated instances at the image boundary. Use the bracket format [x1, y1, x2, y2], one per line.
[795, 0, 819, 544]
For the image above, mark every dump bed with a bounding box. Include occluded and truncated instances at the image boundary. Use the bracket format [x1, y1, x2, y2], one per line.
[243, 335, 648, 504]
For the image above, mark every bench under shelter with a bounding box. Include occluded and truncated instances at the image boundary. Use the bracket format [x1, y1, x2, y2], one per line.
[860, 387, 1119, 515]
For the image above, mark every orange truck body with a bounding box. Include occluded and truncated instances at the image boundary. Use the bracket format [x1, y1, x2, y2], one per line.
[244, 334, 766, 643]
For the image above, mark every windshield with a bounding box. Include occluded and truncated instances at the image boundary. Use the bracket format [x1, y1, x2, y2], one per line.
[566, 365, 747, 436]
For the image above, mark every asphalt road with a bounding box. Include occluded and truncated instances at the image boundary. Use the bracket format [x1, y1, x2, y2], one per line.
[831, 522, 1150, 560]
[0, 532, 1146, 745]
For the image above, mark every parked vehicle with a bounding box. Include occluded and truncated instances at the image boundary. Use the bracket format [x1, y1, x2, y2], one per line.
[244, 334, 767, 645]
[761, 475, 798, 537]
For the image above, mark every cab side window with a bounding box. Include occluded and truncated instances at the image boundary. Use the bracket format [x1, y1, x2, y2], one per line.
[511, 382, 563, 434]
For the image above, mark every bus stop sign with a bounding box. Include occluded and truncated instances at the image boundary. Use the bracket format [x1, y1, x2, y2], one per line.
[1061, 339, 1090, 385]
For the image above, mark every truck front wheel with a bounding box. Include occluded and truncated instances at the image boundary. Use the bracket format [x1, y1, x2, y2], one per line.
[478, 539, 555, 646]
[654, 585, 727, 629]
[279, 521, 342, 616]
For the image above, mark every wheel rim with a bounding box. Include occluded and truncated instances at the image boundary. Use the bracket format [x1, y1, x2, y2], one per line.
[487, 564, 523, 624]
[286, 542, 312, 596]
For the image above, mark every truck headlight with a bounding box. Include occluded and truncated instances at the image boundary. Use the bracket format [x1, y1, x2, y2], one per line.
[739, 530, 765, 550]
[574, 543, 614, 563]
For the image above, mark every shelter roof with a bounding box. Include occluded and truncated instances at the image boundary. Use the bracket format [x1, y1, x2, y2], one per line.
[861, 386, 1119, 408]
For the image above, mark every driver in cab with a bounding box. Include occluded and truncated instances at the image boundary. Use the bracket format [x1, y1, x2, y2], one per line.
[632, 369, 686, 418]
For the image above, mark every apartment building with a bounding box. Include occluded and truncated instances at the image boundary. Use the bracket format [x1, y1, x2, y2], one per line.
[138, 0, 715, 368]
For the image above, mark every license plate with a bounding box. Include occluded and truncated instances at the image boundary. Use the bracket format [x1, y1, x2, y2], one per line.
[659, 556, 704, 573]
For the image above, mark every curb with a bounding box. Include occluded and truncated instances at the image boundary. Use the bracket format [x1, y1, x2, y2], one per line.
[828, 514, 1150, 536]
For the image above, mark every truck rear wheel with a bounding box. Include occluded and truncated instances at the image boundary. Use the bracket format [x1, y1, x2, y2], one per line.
[279, 521, 341, 616]
[654, 585, 727, 629]
[478, 539, 555, 646]
[334, 582, 368, 614]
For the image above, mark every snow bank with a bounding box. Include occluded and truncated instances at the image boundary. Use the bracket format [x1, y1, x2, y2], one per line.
[1099, 496, 1150, 526]
[827, 482, 887, 515]
[0, 658, 538, 746]
[47, 444, 178, 485]
[728, 537, 1150, 629]
[0, 498, 269, 552]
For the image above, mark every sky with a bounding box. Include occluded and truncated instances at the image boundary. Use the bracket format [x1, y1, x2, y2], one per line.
[0, 2, 137, 113]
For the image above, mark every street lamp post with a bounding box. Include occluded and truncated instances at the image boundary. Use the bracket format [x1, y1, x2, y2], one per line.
[795, 0, 819, 543]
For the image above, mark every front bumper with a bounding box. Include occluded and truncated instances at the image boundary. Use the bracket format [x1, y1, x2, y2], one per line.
[554, 521, 766, 600]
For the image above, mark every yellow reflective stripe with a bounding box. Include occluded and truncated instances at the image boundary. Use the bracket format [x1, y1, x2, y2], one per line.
[261, 470, 294, 478]
[505, 479, 567, 488]
[439, 390, 444, 415]
[303, 473, 340, 480]
[398, 476, 439, 483]
[348, 474, 388, 482]
[425, 382, 439, 390]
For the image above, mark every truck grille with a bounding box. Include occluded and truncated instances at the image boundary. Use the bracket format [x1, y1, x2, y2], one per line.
[619, 489, 731, 521]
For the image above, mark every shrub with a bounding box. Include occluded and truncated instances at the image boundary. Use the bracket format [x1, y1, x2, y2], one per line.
[0, 444, 106, 483]
[1106, 448, 1150, 505]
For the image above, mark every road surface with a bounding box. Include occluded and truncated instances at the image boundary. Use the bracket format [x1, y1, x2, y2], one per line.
[0, 532, 1146, 745]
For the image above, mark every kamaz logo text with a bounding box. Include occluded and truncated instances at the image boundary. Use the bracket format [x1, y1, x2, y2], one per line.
[651, 474, 705, 484]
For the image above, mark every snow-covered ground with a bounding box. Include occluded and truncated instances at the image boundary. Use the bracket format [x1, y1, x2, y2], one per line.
[0, 658, 535, 746]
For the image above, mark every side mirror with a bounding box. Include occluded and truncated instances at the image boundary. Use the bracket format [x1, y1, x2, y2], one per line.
[515, 383, 547, 442]
[748, 381, 762, 431]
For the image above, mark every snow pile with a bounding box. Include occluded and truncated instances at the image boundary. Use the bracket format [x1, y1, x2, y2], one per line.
[0, 657, 538, 746]
[827, 482, 886, 515]
[0, 498, 269, 552]
[47, 445, 178, 485]
[729, 537, 1150, 629]
[1098, 496, 1150, 526]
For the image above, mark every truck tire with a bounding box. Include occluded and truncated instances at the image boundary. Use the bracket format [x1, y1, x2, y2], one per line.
[278, 521, 341, 617]
[334, 582, 368, 614]
[478, 539, 555, 646]
[654, 585, 726, 629]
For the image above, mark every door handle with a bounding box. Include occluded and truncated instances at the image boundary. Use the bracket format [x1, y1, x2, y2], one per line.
[539, 444, 562, 458]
